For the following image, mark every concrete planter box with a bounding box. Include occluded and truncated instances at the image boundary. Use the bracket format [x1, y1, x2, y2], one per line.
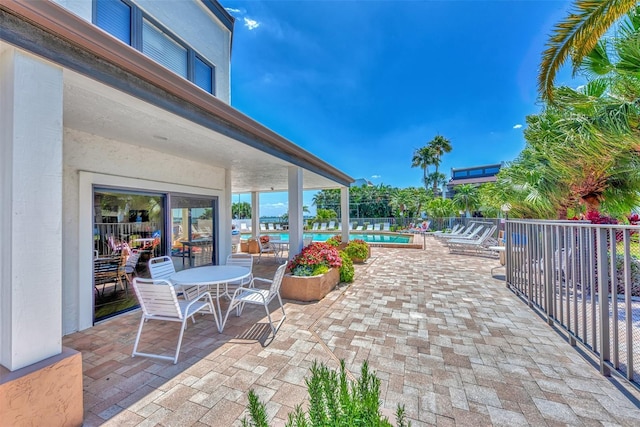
[280, 268, 340, 302]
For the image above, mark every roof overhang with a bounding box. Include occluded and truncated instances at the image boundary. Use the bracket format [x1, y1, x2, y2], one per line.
[0, 0, 353, 193]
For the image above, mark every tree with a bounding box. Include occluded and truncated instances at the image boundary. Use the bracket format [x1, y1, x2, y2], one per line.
[411, 146, 436, 191]
[452, 184, 480, 217]
[426, 198, 456, 218]
[538, 0, 637, 102]
[426, 135, 452, 192]
[426, 172, 447, 195]
[232, 201, 252, 219]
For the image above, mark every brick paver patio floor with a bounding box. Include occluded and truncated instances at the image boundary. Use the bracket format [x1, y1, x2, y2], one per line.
[64, 237, 640, 426]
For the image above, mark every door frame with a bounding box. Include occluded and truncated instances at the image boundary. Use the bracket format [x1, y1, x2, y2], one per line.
[78, 171, 225, 330]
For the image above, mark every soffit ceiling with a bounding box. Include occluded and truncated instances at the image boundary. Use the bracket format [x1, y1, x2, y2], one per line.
[62, 69, 344, 193]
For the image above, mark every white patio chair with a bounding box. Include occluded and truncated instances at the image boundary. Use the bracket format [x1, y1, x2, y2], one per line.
[320, 223, 328, 230]
[382, 223, 391, 231]
[148, 255, 175, 280]
[240, 223, 249, 232]
[124, 249, 141, 285]
[260, 223, 267, 231]
[221, 263, 287, 336]
[366, 224, 374, 231]
[312, 223, 320, 231]
[256, 239, 277, 264]
[149, 255, 199, 299]
[131, 278, 219, 364]
[225, 253, 253, 295]
[328, 220, 336, 229]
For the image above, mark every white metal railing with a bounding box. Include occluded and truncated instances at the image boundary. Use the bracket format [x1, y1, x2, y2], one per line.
[505, 219, 640, 388]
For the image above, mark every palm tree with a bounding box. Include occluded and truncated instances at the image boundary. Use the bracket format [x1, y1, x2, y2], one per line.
[538, 0, 637, 102]
[411, 146, 436, 191]
[427, 135, 452, 192]
[452, 184, 480, 217]
[426, 172, 447, 195]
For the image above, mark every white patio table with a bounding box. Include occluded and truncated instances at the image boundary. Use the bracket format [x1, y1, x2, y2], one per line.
[170, 265, 251, 332]
[269, 239, 289, 263]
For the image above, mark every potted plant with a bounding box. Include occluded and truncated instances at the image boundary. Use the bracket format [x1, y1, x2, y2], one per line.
[344, 239, 370, 263]
[281, 242, 342, 301]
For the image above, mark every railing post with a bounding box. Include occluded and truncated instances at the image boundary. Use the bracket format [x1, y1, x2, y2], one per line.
[543, 224, 554, 325]
[596, 228, 611, 376]
[505, 220, 510, 289]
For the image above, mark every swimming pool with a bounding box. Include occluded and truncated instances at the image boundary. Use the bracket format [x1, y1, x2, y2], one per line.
[241, 232, 412, 244]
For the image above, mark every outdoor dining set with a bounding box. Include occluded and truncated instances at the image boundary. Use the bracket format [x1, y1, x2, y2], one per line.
[131, 254, 287, 364]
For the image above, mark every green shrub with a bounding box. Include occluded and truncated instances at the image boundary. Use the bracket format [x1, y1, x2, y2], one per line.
[344, 239, 370, 260]
[338, 250, 354, 283]
[242, 360, 411, 427]
[325, 235, 342, 247]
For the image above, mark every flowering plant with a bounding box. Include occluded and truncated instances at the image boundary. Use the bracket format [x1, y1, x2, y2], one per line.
[259, 235, 270, 245]
[325, 235, 342, 247]
[287, 242, 342, 277]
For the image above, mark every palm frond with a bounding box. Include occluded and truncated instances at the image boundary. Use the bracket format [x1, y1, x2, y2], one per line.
[539, 0, 635, 102]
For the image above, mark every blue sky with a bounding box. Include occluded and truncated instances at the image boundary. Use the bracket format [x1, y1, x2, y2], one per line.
[224, 0, 578, 216]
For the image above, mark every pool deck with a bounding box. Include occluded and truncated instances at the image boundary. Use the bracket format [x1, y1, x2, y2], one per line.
[64, 235, 640, 426]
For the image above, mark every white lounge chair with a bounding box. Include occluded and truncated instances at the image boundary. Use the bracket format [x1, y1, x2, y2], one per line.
[240, 223, 249, 232]
[382, 223, 390, 231]
[312, 223, 320, 231]
[131, 278, 218, 364]
[328, 220, 336, 230]
[221, 263, 287, 336]
[260, 223, 267, 231]
[320, 223, 328, 230]
[366, 224, 374, 231]
[436, 223, 480, 240]
[356, 225, 364, 231]
[446, 226, 498, 255]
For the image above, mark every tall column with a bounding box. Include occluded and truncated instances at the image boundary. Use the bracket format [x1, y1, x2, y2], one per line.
[288, 167, 303, 257]
[341, 186, 350, 242]
[0, 49, 63, 370]
[251, 191, 259, 237]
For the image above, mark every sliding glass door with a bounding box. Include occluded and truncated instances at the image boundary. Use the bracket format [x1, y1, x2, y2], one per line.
[170, 195, 218, 270]
[93, 188, 165, 322]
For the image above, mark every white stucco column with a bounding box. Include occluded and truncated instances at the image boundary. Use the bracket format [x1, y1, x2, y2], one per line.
[222, 168, 232, 262]
[341, 186, 350, 242]
[287, 167, 303, 257]
[0, 49, 63, 370]
[251, 191, 259, 237]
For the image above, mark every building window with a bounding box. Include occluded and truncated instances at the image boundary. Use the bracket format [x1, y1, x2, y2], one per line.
[453, 171, 468, 178]
[194, 56, 214, 93]
[95, 0, 132, 45]
[94, 0, 216, 95]
[484, 166, 500, 175]
[469, 169, 483, 176]
[142, 18, 188, 78]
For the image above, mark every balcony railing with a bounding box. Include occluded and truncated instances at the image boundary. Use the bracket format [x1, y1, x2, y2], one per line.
[505, 219, 640, 388]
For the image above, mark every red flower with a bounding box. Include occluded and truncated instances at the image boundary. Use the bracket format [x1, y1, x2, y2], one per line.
[287, 242, 342, 272]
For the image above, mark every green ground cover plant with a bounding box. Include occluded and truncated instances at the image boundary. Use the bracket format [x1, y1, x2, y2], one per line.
[242, 360, 410, 427]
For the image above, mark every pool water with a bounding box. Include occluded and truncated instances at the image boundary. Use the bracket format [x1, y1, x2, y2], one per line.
[242, 232, 411, 244]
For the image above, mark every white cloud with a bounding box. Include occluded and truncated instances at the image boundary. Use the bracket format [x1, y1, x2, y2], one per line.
[225, 7, 241, 14]
[371, 174, 381, 179]
[513, 124, 523, 129]
[244, 17, 260, 30]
